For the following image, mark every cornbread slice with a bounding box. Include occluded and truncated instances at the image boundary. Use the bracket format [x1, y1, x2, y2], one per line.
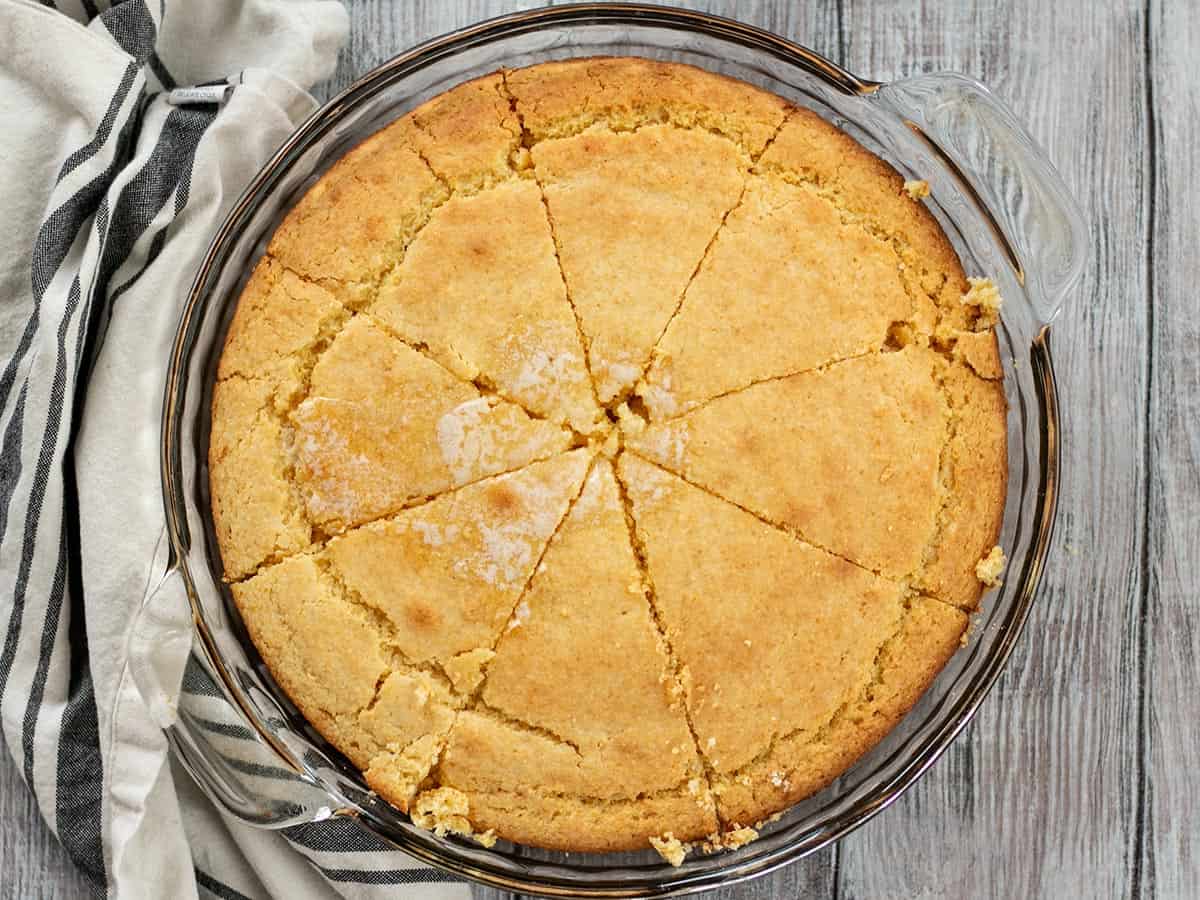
[619, 456, 920, 790]
[713, 594, 967, 826]
[758, 107, 976, 334]
[373, 179, 599, 430]
[436, 711, 717, 853]
[629, 346, 950, 584]
[639, 175, 913, 418]
[434, 461, 716, 850]
[209, 261, 348, 578]
[392, 71, 522, 194]
[265, 123, 446, 302]
[290, 315, 571, 532]
[265, 72, 520, 303]
[323, 451, 590, 670]
[231, 554, 459, 805]
[528, 124, 746, 402]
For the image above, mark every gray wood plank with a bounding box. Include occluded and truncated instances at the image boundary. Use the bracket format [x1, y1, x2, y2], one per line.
[0, 747, 94, 899]
[834, 2, 1149, 898]
[1141, 1, 1200, 897]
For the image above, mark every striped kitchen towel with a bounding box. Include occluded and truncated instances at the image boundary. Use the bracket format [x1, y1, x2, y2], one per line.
[0, 1, 467, 897]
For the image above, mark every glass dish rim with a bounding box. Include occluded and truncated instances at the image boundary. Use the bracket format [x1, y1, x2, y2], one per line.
[160, 3, 1064, 895]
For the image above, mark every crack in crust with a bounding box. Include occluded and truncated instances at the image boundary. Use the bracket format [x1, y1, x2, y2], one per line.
[913, 365, 963, 587]
[614, 110, 797, 411]
[225, 448, 580, 586]
[626, 448, 887, 579]
[459, 454, 597, 708]
[609, 453, 723, 832]
[625, 449, 968, 616]
[498, 70, 606, 412]
[419, 456, 599, 796]
[313, 555, 460, 697]
[642, 346, 879, 427]
[715, 591, 922, 782]
[472, 702, 583, 758]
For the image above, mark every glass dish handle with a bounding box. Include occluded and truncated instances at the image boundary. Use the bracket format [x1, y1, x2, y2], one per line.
[872, 72, 1088, 324]
[129, 566, 342, 827]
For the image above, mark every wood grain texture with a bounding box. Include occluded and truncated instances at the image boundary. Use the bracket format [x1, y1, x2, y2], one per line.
[832, 2, 1152, 899]
[9, 1, 1195, 898]
[0, 749, 96, 899]
[1140, 1, 1200, 897]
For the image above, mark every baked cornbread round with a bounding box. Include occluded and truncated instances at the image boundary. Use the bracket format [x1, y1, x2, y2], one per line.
[209, 57, 1008, 860]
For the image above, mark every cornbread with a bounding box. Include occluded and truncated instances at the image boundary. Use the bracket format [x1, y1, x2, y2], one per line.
[210, 57, 1008, 858]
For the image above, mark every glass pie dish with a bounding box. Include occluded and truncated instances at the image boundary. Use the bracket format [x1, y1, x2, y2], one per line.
[135, 3, 1087, 896]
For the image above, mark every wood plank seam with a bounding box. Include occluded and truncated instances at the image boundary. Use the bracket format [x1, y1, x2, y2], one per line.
[1133, 1, 1158, 899]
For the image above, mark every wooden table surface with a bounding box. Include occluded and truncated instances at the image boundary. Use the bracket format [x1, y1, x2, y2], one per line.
[4, 1, 1196, 898]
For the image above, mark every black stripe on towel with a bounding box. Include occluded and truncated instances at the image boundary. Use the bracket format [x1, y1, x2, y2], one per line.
[285, 817, 401, 854]
[0, 276, 83, 700]
[22, 529, 69, 787]
[148, 50, 178, 91]
[60, 62, 141, 181]
[54, 669, 106, 888]
[0, 61, 140, 418]
[100, 0, 158, 65]
[81, 104, 217, 375]
[195, 868, 256, 900]
[0, 386, 28, 549]
[317, 865, 460, 885]
[181, 656, 225, 698]
[192, 716, 259, 742]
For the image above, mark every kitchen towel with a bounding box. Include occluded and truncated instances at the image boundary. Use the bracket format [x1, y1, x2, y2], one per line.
[0, 1, 468, 897]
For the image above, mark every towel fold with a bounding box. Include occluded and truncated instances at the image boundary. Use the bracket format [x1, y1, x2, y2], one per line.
[0, 1, 468, 896]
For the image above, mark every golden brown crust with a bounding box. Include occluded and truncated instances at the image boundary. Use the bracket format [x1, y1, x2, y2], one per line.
[759, 107, 973, 326]
[424, 463, 716, 849]
[264, 71, 521, 300]
[209, 369, 311, 580]
[447, 787, 717, 853]
[397, 71, 522, 193]
[505, 57, 790, 153]
[266, 119, 446, 299]
[217, 257, 348, 382]
[619, 454, 912, 777]
[324, 451, 590, 667]
[917, 362, 1009, 610]
[714, 596, 967, 826]
[640, 175, 913, 418]
[230, 555, 458, 774]
[630, 346, 951, 581]
[472, 463, 704, 793]
[289, 315, 571, 532]
[372, 178, 599, 431]
[529, 124, 747, 403]
[211, 57, 1008, 855]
